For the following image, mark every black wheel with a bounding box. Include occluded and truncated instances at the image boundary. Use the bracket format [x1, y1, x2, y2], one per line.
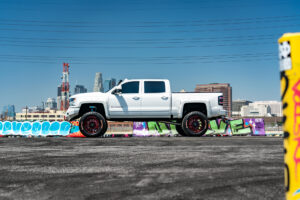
[181, 111, 208, 137]
[176, 125, 187, 136]
[79, 112, 107, 137]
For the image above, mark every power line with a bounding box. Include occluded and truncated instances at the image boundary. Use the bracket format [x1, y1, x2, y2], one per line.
[0, 15, 299, 28]
[0, 36, 276, 46]
[0, 34, 278, 42]
[0, 23, 298, 34]
[0, 52, 277, 65]
[0, 1, 289, 11]
[0, 57, 277, 65]
[0, 14, 299, 25]
[0, 41, 278, 49]
[0, 52, 276, 59]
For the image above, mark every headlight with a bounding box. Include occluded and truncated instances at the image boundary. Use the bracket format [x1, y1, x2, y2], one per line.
[69, 98, 76, 106]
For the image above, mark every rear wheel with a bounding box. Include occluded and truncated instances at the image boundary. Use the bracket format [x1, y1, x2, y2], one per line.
[181, 111, 208, 137]
[79, 112, 107, 137]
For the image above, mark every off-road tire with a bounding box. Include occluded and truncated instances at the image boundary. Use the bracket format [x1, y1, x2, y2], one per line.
[181, 111, 208, 137]
[176, 125, 188, 136]
[79, 112, 108, 137]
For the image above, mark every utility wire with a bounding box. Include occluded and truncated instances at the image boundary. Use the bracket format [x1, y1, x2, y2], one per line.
[0, 34, 278, 42]
[0, 23, 298, 34]
[0, 41, 278, 49]
[0, 16, 298, 28]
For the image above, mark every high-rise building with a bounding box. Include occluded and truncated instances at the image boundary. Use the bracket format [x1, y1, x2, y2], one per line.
[1, 105, 16, 120]
[104, 78, 117, 92]
[45, 98, 57, 110]
[74, 85, 87, 94]
[93, 72, 104, 92]
[57, 85, 62, 110]
[104, 79, 111, 92]
[195, 83, 232, 117]
[111, 78, 116, 88]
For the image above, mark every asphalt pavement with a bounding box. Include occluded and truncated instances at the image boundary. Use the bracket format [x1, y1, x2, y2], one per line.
[0, 137, 283, 200]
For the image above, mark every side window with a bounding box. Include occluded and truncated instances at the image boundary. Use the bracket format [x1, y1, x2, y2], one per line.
[144, 81, 165, 93]
[122, 81, 139, 94]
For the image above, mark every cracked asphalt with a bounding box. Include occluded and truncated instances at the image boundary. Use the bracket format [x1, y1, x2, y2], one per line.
[0, 137, 283, 200]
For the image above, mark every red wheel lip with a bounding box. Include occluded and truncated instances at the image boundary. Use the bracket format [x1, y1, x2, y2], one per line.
[186, 115, 205, 134]
[82, 115, 102, 134]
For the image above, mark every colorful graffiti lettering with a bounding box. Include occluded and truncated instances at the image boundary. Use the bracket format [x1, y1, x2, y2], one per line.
[132, 118, 265, 137]
[0, 121, 71, 136]
[279, 33, 300, 199]
[133, 121, 177, 136]
[293, 80, 300, 181]
[0, 118, 266, 137]
[293, 80, 300, 136]
[206, 119, 230, 136]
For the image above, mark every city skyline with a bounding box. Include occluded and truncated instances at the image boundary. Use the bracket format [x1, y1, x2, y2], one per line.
[0, 0, 299, 111]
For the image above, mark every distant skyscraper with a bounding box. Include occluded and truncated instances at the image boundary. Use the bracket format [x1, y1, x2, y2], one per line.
[93, 72, 104, 92]
[1, 105, 16, 120]
[104, 79, 111, 92]
[103, 78, 117, 92]
[57, 85, 62, 110]
[111, 78, 116, 88]
[74, 85, 87, 94]
[195, 83, 232, 117]
[57, 86, 61, 97]
[45, 98, 57, 110]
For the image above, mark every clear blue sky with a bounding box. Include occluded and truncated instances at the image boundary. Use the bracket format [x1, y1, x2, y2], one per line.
[0, 0, 299, 111]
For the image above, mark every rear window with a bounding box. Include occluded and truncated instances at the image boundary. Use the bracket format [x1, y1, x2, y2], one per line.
[144, 81, 165, 93]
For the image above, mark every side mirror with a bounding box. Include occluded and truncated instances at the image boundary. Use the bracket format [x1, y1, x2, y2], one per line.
[112, 88, 122, 95]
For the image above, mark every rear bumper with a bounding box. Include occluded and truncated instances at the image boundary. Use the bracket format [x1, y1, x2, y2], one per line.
[65, 107, 80, 121]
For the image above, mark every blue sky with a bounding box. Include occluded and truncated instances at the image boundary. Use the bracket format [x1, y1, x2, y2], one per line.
[0, 0, 300, 111]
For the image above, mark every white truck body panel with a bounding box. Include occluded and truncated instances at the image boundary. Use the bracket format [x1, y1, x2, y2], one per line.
[66, 79, 226, 120]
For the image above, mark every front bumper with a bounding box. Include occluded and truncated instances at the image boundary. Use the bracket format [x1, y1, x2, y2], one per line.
[65, 107, 80, 121]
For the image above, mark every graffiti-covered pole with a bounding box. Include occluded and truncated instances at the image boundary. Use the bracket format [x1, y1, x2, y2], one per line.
[279, 33, 300, 200]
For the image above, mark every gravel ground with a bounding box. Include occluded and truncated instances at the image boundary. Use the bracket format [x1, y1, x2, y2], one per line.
[0, 137, 283, 200]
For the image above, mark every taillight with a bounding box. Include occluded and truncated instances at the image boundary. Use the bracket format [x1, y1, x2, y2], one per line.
[218, 96, 223, 106]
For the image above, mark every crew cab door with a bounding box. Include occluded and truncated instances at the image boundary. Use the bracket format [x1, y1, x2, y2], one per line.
[108, 81, 141, 118]
[140, 81, 171, 117]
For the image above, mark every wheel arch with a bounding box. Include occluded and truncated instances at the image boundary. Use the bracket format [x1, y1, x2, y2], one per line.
[182, 103, 208, 117]
[78, 103, 107, 119]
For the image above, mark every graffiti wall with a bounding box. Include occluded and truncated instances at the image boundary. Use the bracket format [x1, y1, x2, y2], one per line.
[133, 118, 265, 136]
[0, 118, 265, 137]
[68, 121, 133, 137]
[0, 121, 72, 136]
[279, 33, 300, 200]
[133, 122, 177, 137]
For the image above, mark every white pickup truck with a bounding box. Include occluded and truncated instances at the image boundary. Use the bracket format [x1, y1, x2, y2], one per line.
[66, 79, 226, 137]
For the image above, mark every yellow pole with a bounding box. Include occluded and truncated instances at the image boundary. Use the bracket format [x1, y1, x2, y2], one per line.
[279, 33, 300, 200]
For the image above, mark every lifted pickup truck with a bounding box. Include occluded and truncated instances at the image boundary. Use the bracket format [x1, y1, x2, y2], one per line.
[66, 79, 226, 137]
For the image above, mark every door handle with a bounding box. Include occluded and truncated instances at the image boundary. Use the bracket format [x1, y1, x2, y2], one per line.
[161, 96, 168, 100]
[133, 96, 140, 100]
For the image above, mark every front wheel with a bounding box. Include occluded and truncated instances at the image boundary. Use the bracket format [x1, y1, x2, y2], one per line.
[176, 125, 188, 136]
[181, 111, 208, 137]
[79, 112, 108, 137]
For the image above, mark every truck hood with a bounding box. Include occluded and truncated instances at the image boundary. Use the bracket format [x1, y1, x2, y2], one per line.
[71, 92, 106, 99]
[71, 92, 108, 105]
